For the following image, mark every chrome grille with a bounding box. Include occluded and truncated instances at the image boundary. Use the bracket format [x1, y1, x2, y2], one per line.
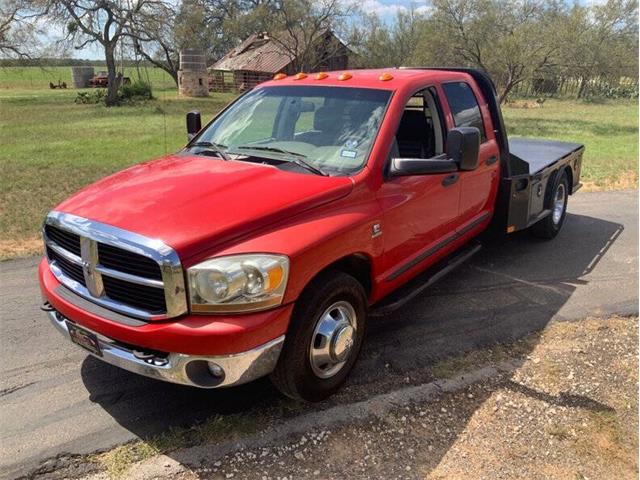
[97, 243, 163, 280]
[44, 212, 187, 320]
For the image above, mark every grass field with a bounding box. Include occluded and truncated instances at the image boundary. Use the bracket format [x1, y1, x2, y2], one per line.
[0, 67, 637, 258]
[504, 99, 638, 190]
[0, 66, 177, 91]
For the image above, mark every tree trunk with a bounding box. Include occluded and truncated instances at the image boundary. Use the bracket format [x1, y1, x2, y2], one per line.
[577, 76, 588, 99]
[499, 81, 515, 104]
[104, 44, 119, 106]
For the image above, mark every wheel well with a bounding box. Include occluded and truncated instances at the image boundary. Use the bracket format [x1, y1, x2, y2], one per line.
[546, 166, 574, 208]
[564, 166, 574, 194]
[312, 254, 373, 299]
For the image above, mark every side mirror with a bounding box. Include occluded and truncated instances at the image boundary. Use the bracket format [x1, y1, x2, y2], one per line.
[390, 156, 458, 176]
[447, 126, 480, 170]
[186, 111, 202, 141]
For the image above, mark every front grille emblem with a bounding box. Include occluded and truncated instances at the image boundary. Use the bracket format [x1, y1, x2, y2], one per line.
[80, 237, 104, 297]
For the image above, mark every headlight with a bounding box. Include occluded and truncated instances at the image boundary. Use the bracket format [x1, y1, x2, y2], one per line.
[188, 254, 289, 313]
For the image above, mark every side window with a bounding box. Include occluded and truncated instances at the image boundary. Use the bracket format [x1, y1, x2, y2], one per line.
[394, 89, 444, 159]
[442, 82, 486, 141]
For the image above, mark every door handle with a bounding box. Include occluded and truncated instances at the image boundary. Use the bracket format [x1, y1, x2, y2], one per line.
[442, 173, 459, 187]
[486, 155, 498, 166]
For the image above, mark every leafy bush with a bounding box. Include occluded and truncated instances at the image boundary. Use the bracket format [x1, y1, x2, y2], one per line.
[119, 81, 153, 101]
[74, 89, 106, 104]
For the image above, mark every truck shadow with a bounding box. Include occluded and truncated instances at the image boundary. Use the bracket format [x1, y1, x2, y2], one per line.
[80, 211, 625, 473]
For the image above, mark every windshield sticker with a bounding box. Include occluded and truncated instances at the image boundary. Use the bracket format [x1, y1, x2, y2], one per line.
[341, 149, 357, 159]
[345, 139, 359, 148]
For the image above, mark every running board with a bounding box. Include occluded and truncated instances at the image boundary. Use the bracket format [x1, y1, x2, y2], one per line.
[370, 241, 482, 317]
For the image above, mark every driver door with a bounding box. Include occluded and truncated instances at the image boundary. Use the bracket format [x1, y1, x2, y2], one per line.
[377, 87, 462, 282]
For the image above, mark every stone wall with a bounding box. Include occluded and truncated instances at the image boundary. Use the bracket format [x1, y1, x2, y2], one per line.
[178, 70, 209, 97]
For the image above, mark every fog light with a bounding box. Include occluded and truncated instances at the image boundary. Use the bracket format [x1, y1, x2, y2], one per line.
[208, 362, 224, 377]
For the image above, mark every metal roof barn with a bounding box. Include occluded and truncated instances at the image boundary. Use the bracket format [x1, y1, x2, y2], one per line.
[209, 31, 349, 92]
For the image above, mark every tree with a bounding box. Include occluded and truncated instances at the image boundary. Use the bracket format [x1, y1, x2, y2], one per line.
[264, 0, 352, 72]
[349, 7, 426, 69]
[411, 0, 560, 102]
[130, 0, 277, 86]
[130, 1, 180, 85]
[46, 0, 161, 105]
[554, 0, 638, 98]
[0, 0, 43, 58]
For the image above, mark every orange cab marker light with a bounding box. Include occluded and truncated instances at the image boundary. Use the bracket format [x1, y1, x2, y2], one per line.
[315, 72, 329, 80]
[379, 72, 394, 81]
[273, 73, 287, 80]
[293, 72, 307, 80]
[338, 72, 352, 81]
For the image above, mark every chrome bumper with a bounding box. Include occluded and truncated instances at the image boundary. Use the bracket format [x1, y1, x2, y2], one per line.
[46, 308, 284, 388]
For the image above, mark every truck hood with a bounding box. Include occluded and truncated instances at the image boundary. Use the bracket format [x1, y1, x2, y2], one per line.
[56, 155, 353, 260]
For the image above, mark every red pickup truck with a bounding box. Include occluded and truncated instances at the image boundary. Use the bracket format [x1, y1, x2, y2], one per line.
[40, 68, 584, 401]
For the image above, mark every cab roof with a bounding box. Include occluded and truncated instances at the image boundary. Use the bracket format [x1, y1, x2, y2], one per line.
[258, 68, 471, 90]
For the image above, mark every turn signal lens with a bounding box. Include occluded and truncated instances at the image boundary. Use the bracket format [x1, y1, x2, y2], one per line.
[273, 73, 287, 80]
[315, 72, 329, 80]
[379, 72, 394, 81]
[294, 72, 307, 80]
[338, 72, 352, 81]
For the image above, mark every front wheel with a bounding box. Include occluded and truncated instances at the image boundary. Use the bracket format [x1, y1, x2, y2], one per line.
[530, 172, 569, 239]
[270, 271, 367, 402]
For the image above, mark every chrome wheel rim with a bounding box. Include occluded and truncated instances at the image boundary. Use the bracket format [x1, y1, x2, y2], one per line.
[552, 183, 566, 225]
[309, 301, 357, 379]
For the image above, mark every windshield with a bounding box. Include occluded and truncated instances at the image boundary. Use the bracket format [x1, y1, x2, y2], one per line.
[193, 86, 391, 176]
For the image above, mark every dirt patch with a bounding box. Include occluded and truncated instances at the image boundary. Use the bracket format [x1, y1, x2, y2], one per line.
[170, 316, 637, 480]
[0, 237, 42, 260]
[27, 316, 638, 480]
[581, 171, 638, 192]
[504, 100, 545, 109]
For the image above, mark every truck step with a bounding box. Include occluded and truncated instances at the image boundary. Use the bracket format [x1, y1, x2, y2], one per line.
[370, 241, 482, 317]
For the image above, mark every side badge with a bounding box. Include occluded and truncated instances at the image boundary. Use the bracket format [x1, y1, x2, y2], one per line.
[372, 223, 382, 238]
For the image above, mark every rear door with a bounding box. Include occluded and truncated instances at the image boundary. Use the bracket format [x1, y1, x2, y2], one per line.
[441, 81, 500, 231]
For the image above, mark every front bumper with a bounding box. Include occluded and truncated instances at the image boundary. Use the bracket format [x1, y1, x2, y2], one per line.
[46, 306, 284, 388]
[39, 258, 292, 388]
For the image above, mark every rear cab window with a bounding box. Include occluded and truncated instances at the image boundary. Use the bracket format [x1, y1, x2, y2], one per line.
[442, 82, 487, 142]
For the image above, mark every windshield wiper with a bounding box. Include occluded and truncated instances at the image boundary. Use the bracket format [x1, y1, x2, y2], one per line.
[187, 141, 230, 161]
[234, 145, 329, 176]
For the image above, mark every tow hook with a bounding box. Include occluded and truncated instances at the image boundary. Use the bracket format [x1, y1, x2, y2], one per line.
[40, 301, 55, 312]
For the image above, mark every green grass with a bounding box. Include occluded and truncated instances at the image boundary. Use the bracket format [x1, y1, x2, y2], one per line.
[0, 72, 637, 258]
[0, 87, 234, 255]
[503, 99, 638, 188]
[0, 65, 177, 90]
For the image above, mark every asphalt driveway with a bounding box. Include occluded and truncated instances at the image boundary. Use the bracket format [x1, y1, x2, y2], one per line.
[0, 190, 637, 479]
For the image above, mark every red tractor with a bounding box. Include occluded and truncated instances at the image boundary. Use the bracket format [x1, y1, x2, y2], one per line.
[89, 71, 131, 88]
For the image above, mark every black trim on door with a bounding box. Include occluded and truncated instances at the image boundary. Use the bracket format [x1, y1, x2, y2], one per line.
[385, 212, 490, 282]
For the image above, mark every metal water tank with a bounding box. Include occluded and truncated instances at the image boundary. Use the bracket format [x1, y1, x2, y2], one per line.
[71, 66, 95, 88]
[179, 49, 207, 71]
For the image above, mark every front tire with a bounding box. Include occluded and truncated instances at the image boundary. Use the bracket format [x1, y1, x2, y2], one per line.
[530, 172, 569, 239]
[270, 271, 367, 402]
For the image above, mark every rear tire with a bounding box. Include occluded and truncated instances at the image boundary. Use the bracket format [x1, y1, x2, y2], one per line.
[270, 271, 367, 402]
[530, 172, 569, 239]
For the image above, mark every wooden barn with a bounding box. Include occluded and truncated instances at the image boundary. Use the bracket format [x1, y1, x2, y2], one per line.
[209, 30, 349, 92]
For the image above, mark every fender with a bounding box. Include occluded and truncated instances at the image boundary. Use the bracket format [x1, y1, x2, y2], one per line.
[183, 184, 385, 306]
